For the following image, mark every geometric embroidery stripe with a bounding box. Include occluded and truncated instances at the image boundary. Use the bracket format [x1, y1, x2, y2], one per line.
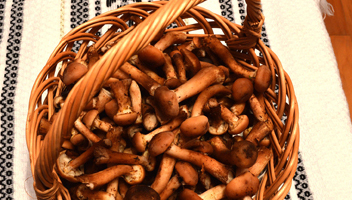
[0, 0, 25, 199]
[94, 0, 102, 37]
[0, 0, 6, 44]
[106, 0, 142, 10]
[219, 0, 235, 23]
[294, 152, 314, 200]
[70, 0, 90, 52]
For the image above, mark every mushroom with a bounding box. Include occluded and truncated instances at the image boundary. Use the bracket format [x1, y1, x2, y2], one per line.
[56, 139, 111, 182]
[246, 146, 272, 177]
[248, 93, 268, 122]
[61, 59, 88, 86]
[224, 171, 259, 199]
[148, 131, 233, 184]
[245, 119, 274, 146]
[170, 50, 187, 84]
[150, 154, 176, 193]
[109, 79, 138, 126]
[82, 109, 113, 132]
[38, 117, 51, 135]
[159, 175, 181, 200]
[231, 78, 254, 103]
[254, 65, 272, 93]
[208, 136, 258, 168]
[175, 161, 198, 187]
[132, 106, 187, 152]
[129, 80, 142, 124]
[202, 36, 255, 79]
[199, 184, 227, 200]
[129, 55, 165, 85]
[75, 184, 114, 200]
[124, 185, 160, 200]
[85, 88, 113, 113]
[180, 48, 201, 77]
[156, 66, 227, 122]
[230, 102, 246, 116]
[138, 31, 187, 68]
[219, 104, 249, 135]
[141, 103, 159, 131]
[76, 165, 133, 190]
[207, 104, 229, 136]
[94, 146, 156, 171]
[74, 112, 102, 143]
[163, 53, 182, 88]
[182, 139, 214, 155]
[180, 84, 231, 138]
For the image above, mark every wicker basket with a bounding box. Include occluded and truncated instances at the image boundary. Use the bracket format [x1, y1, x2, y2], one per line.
[26, 0, 299, 199]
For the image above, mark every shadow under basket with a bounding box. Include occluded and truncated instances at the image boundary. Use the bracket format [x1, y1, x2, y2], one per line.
[26, 0, 300, 199]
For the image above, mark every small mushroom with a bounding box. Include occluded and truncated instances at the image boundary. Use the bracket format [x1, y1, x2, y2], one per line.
[93, 146, 156, 171]
[61, 59, 88, 86]
[163, 53, 182, 88]
[224, 171, 259, 199]
[82, 109, 113, 132]
[180, 48, 201, 77]
[85, 88, 113, 113]
[129, 55, 165, 85]
[141, 103, 159, 131]
[76, 165, 133, 190]
[129, 80, 142, 124]
[182, 139, 214, 155]
[248, 93, 268, 122]
[231, 78, 254, 103]
[109, 79, 138, 126]
[170, 50, 187, 84]
[124, 185, 160, 200]
[178, 188, 202, 200]
[150, 154, 176, 193]
[220, 105, 249, 135]
[202, 36, 255, 79]
[159, 175, 181, 200]
[254, 65, 272, 93]
[245, 119, 274, 146]
[132, 107, 187, 152]
[209, 136, 258, 168]
[199, 184, 227, 200]
[175, 161, 198, 187]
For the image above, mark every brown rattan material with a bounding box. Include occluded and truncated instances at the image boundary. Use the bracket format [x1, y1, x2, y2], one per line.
[26, 0, 300, 199]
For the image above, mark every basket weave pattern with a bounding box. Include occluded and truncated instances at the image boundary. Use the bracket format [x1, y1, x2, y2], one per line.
[26, 0, 299, 199]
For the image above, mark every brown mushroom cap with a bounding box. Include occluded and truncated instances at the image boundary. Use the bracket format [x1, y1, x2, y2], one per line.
[225, 171, 259, 199]
[62, 60, 88, 86]
[254, 65, 272, 93]
[181, 48, 201, 76]
[180, 115, 209, 138]
[148, 131, 175, 157]
[231, 78, 254, 103]
[123, 165, 146, 185]
[124, 185, 160, 200]
[229, 140, 258, 168]
[137, 45, 165, 68]
[154, 86, 179, 119]
[82, 110, 99, 129]
[175, 161, 198, 186]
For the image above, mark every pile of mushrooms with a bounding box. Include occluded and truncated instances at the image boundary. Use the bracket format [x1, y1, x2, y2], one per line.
[48, 30, 276, 200]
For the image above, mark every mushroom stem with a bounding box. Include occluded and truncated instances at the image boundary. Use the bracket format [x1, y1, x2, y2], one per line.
[129, 80, 142, 124]
[199, 184, 226, 200]
[94, 146, 155, 171]
[132, 107, 188, 152]
[202, 36, 255, 79]
[220, 105, 249, 135]
[224, 171, 259, 199]
[159, 175, 181, 200]
[142, 103, 159, 131]
[85, 88, 113, 113]
[129, 55, 165, 85]
[150, 154, 176, 193]
[165, 144, 233, 184]
[119, 62, 161, 96]
[248, 146, 273, 177]
[154, 31, 187, 51]
[75, 184, 115, 200]
[246, 119, 274, 146]
[163, 53, 181, 88]
[76, 165, 133, 190]
[248, 94, 268, 122]
[170, 50, 187, 84]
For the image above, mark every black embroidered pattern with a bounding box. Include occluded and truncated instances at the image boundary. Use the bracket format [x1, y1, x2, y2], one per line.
[106, 0, 142, 9]
[294, 152, 314, 199]
[219, 0, 235, 22]
[0, 0, 25, 199]
[95, 0, 102, 36]
[0, 0, 6, 44]
[70, 0, 90, 52]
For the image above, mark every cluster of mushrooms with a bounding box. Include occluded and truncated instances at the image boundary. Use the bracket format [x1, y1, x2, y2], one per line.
[46, 30, 275, 200]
